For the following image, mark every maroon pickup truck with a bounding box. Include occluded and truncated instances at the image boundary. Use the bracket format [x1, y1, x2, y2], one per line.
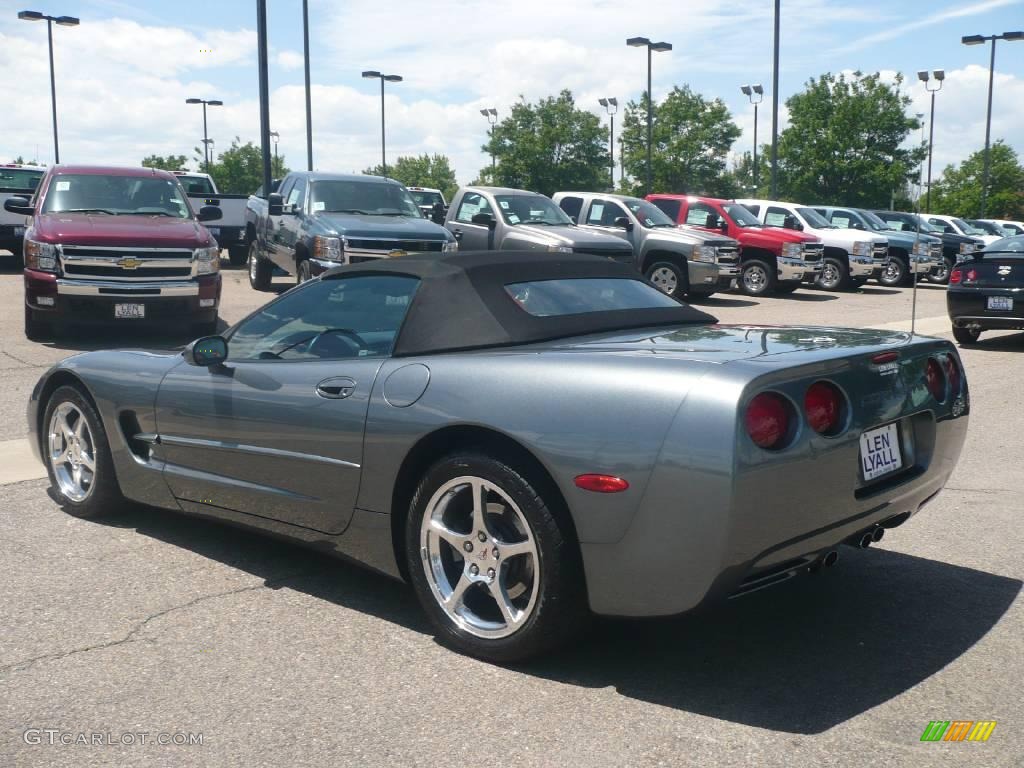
[3, 165, 223, 340]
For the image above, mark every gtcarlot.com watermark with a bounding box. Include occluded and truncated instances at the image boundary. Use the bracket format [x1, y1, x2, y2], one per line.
[23, 729, 203, 747]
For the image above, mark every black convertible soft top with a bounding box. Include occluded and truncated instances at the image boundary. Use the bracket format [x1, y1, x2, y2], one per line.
[322, 251, 717, 356]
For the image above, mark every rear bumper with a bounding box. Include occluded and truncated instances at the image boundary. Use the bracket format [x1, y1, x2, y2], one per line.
[948, 288, 1024, 330]
[24, 269, 220, 325]
[0, 223, 25, 250]
[207, 225, 246, 249]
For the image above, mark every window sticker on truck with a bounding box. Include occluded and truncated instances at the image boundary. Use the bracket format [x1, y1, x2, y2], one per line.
[55, 181, 71, 192]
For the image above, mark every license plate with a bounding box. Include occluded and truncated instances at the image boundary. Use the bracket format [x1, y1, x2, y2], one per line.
[114, 303, 145, 319]
[208, 227, 220, 236]
[859, 423, 903, 482]
[987, 296, 1013, 311]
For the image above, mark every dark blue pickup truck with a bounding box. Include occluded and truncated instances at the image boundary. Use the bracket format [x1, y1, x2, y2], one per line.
[246, 172, 458, 290]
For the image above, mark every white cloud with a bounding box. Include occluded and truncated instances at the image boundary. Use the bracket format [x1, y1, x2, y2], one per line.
[276, 50, 304, 72]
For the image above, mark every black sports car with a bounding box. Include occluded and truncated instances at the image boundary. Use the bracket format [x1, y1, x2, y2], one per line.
[947, 235, 1024, 345]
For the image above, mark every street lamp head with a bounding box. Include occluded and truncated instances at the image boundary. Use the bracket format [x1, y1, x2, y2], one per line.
[382, 74, 403, 82]
[481, 108, 491, 116]
[207, 99, 223, 106]
[488, 108, 497, 116]
[1003, 31, 1024, 41]
[361, 70, 381, 79]
[269, 130, 279, 140]
[961, 34, 986, 45]
[933, 69, 945, 81]
[650, 41, 672, 53]
[916, 70, 929, 82]
[626, 36, 650, 47]
[599, 98, 609, 107]
[752, 84, 763, 95]
[54, 15, 79, 26]
[608, 97, 617, 107]
[740, 85, 752, 96]
[185, 98, 202, 104]
[17, 10, 44, 20]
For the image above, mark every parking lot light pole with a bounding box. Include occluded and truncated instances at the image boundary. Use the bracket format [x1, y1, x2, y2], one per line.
[185, 98, 223, 175]
[917, 70, 944, 214]
[302, 0, 313, 170]
[962, 31, 1023, 217]
[362, 71, 402, 177]
[627, 37, 672, 196]
[18, 10, 79, 165]
[480, 108, 498, 172]
[770, 0, 780, 197]
[916, 111, 926, 197]
[598, 98, 618, 190]
[740, 85, 764, 190]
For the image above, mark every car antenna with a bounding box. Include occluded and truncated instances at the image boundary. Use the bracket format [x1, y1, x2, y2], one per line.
[909, 190, 924, 339]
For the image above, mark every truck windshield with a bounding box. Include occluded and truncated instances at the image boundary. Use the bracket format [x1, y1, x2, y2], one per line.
[494, 194, 572, 226]
[856, 209, 892, 232]
[310, 180, 421, 217]
[41, 174, 191, 217]
[0, 167, 43, 190]
[953, 218, 984, 236]
[178, 175, 216, 195]
[623, 198, 676, 228]
[722, 203, 761, 228]
[409, 190, 444, 208]
[796, 207, 834, 229]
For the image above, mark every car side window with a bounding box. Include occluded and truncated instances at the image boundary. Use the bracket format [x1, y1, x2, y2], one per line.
[831, 211, 856, 229]
[227, 275, 420, 362]
[650, 198, 680, 221]
[559, 196, 583, 222]
[287, 177, 306, 211]
[765, 206, 790, 227]
[455, 193, 493, 224]
[588, 199, 627, 226]
[685, 202, 719, 228]
[743, 204, 760, 215]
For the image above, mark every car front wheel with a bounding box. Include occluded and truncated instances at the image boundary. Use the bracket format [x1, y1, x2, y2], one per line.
[879, 257, 907, 287]
[929, 257, 953, 285]
[816, 257, 849, 291]
[406, 452, 586, 663]
[248, 240, 272, 291]
[738, 258, 776, 296]
[645, 260, 687, 298]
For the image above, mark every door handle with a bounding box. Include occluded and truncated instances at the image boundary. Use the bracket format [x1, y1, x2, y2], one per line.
[453, 229, 463, 241]
[316, 376, 356, 399]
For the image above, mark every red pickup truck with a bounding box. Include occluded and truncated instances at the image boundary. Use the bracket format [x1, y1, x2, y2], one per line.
[3, 165, 223, 340]
[646, 194, 824, 296]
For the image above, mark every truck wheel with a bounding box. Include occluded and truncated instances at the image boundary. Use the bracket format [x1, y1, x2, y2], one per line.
[644, 259, 688, 298]
[816, 257, 850, 291]
[24, 305, 53, 342]
[775, 280, 801, 294]
[878, 257, 907, 287]
[738, 258, 776, 296]
[928, 257, 953, 285]
[248, 241, 272, 291]
[227, 245, 247, 266]
[297, 258, 313, 284]
[952, 325, 981, 345]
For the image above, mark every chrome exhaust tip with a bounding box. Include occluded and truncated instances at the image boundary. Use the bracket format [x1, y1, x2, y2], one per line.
[871, 527, 885, 543]
[823, 550, 839, 568]
[858, 532, 873, 549]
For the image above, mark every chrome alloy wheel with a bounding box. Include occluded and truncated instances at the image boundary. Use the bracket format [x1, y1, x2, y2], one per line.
[419, 476, 540, 639]
[819, 261, 842, 289]
[932, 260, 950, 283]
[743, 263, 768, 293]
[649, 266, 678, 295]
[48, 402, 96, 503]
[882, 261, 901, 282]
[248, 244, 259, 281]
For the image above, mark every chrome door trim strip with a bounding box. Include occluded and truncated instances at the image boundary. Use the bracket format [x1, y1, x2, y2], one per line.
[158, 434, 361, 469]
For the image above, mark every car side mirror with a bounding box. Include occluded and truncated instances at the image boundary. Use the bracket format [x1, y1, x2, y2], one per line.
[471, 212, 496, 229]
[613, 216, 634, 232]
[198, 205, 222, 222]
[184, 336, 228, 367]
[783, 215, 802, 231]
[719, 219, 729, 232]
[268, 193, 284, 217]
[431, 202, 446, 224]
[4, 196, 34, 216]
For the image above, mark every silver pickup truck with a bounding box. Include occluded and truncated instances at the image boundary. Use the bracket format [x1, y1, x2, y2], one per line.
[172, 171, 249, 265]
[554, 192, 739, 298]
[444, 186, 635, 266]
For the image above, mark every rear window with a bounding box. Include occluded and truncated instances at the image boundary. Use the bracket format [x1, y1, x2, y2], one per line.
[505, 278, 680, 317]
[650, 198, 681, 221]
[0, 167, 43, 190]
[178, 175, 216, 195]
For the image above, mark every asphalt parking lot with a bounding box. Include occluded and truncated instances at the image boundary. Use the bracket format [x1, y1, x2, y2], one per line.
[1, 258, 1022, 768]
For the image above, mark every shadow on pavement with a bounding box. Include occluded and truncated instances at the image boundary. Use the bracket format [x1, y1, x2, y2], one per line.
[690, 296, 758, 309]
[960, 331, 1024, 352]
[87, 503, 1019, 735]
[770, 291, 839, 302]
[856, 286, 902, 296]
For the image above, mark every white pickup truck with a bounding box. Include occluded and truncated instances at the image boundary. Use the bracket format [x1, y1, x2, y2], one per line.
[0, 164, 45, 262]
[171, 171, 249, 265]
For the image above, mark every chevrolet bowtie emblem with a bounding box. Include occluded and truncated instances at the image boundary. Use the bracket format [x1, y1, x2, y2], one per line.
[117, 257, 143, 270]
[388, 249, 408, 258]
[998, 266, 1011, 275]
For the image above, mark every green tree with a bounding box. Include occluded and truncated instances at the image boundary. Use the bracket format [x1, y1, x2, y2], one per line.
[201, 138, 289, 194]
[774, 71, 924, 208]
[364, 154, 459, 200]
[481, 90, 609, 196]
[141, 154, 189, 172]
[12, 155, 44, 166]
[620, 85, 741, 196]
[929, 141, 1024, 219]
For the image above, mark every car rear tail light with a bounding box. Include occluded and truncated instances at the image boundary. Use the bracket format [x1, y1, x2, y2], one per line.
[871, 351, 899, 365]
[804, 381, 844, 436]
[965, 268, 977, 282]
[574, 474, 629, 493]
[943, 355, 961, 397]
[745, 392, 793, 450]
[949, 268, 962, 284]
[925, 358, 945, 402]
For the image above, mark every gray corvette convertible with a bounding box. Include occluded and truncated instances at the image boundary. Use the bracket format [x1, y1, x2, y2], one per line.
[29, 252, 969, 662]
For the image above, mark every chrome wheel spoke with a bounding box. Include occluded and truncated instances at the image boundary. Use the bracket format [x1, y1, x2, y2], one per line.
[470, 478, 491, 538]
[80, 451, 96, 471]
[52, 449, 70, 466]
[498, 538, 535, 560]
[445, 574, 473, 610]
[430, 520, 467, 551]
[487, 579, 520, 627]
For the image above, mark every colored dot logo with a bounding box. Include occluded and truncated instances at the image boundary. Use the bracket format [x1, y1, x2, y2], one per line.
[199, 49, 213, 53]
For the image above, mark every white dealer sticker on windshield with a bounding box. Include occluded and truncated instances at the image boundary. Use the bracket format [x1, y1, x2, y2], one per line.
[312, 201, 325, 211]
[55, 181, 71, 191]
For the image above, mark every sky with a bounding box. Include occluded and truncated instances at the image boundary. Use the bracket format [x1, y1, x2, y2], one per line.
[1, 0, 1022, 189]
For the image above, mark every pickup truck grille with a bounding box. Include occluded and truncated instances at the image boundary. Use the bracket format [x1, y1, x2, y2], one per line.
[715, 246, 739, 264]
[60, 245, 193, 281]
[872, 243, 889, 262]
[801, 243, 824, 263]
[344, 238, 445, 260]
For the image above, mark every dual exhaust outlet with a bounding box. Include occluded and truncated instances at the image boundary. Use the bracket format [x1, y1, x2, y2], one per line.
[813, 526, 885, 573]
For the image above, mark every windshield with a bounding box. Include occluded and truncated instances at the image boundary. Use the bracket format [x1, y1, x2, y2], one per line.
[310, 181, 421, 216]
[41, 174, 191, 217]
[857, 209, 891, 231]
[983, 235, 1024, 253]
[177, 175, 215, 195]
[968, 220, 1004, 236]
[723, 203, 761, 227]
[0, 167, 43, 190]
[494, 194, 572, 226]
[409, 190, 444, 208]
[796, 207, 833, 228]
[622, 198, 676, 228]
[952, 217, 984, 236]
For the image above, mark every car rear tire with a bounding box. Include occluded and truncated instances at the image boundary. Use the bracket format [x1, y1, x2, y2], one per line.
[405, 452, 587, 664]
[738, 258, 776, 296]
[644, 259, 688, 298]
[24, 305, 53, 342]
[227, 245, 247, 266]
[952, 325, 981, 345]
[775, 280, 801, 294]
[879, 257, 907, 287]
[929, 257, 953, 285]
[248, 240, 272, 291]
[816, 257, 850, 291]
[42, 385, 130, 519]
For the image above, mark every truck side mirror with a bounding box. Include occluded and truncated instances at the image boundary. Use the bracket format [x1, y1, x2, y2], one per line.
[719, 219, 729, 232]
[784, 215, 802, 231]
[431, 202, 446, 224]
[4, 196, 34, 216]
[268, 193, 284, 217]
[613, 216, 634, 232]
[471, 212, 496, 229]
[198, 205, 222, 222]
